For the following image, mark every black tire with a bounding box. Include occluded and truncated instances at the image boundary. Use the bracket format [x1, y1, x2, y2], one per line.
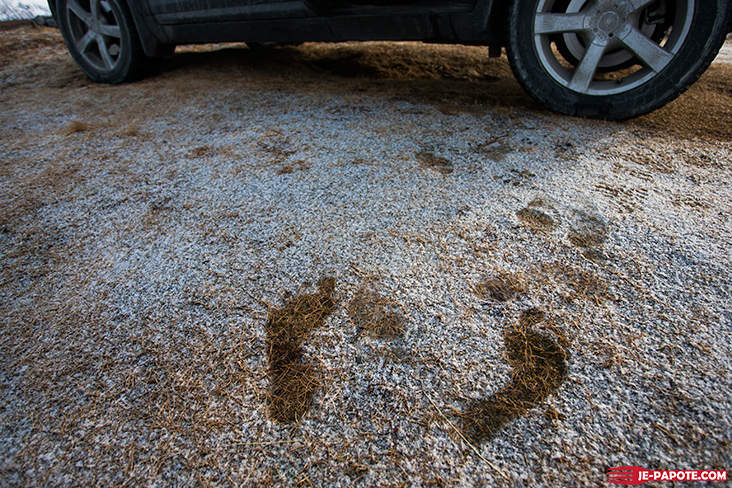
[507, 0, 732, 120]
[56, 0, 161, 84]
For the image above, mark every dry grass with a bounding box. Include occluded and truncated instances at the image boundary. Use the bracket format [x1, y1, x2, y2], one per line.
[517, 198, 560, 231]
[348, 286, 405, 339]
[266, 278, 337, 423]
[474, 272, 527, 302]
[186, 145, 214, 159]
[62, 120, 93, 135]
[462, 309, 569, 443]
[415, 151, 453, 175]
[3, 24, 732, 143]
[517, 206, 557, 230]
[278, 159, 310, 175]
[557, 267, 609, 304]
[472, 135, 512, 162]
[632, 63, 732, 141]
[0, 22, 63, 68]
[568, 213, 608, 249]
[293, 41, 511, 82]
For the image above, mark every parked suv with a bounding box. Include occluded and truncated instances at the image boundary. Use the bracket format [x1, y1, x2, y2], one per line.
[50, 0, 731, 120]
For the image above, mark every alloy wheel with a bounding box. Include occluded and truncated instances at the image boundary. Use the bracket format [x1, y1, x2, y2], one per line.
[533, 0, 694, 95]
[65, 0, 124, 73]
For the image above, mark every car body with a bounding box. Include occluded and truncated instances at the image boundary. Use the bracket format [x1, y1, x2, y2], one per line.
[51, 0, 732, 119]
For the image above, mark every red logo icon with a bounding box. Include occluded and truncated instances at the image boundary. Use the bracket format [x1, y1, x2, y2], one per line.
[607, 466, 649, 485]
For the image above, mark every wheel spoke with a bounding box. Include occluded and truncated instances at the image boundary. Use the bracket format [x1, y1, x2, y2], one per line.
[568, 39, 607, 92]
[75, 30, 96, 54]
[620, 27, 673, 72]
[67, 0, 92, 26]
[100, 0, 113, 15]
[534, 13, 588, 35]
[90, 0, 101, 19]
[97, 37, 115, 70]
[99, 24, 121, 38]
[629, 0, 658, 13]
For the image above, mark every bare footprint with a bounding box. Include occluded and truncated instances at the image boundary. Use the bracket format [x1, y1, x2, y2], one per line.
[569, 211, 608, 249]
[266, 277, 336, 423]
[462, 309, 568, 442]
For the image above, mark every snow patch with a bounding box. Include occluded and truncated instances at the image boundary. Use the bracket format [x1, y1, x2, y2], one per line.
[0, 0, 50, 21]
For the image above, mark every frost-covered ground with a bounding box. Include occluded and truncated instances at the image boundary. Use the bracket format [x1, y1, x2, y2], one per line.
[1, 23, 731, 487]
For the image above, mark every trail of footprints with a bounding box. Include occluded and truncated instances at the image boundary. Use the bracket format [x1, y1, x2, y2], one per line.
[266, 205, 605, 439]
[265, 280, 569, 441]
[265, 280, 405, 423]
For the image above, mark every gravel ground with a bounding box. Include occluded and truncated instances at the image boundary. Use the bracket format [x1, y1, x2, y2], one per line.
[1, 23, 731, 487]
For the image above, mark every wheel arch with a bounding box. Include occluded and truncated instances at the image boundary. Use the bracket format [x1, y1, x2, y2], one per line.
[449, 0, 507, 46]
[115, 0, 175, 57]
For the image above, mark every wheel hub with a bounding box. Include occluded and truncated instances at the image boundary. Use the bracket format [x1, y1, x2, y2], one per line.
[598, 11, 620, 33]
[90, 18, 101, 35]
[587, 1, 635, 40]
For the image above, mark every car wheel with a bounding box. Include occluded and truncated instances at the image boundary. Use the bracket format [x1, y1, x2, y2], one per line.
[56, 0, 160, 83]
[507, 0, 731, 120]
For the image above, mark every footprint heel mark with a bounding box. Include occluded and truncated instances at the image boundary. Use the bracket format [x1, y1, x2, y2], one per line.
[474, 272, 526, 302]
[416, 151, 454, 175]
[266, 277, 336, 423]
[463, 309, 569, 442]
[568, 212, 608, 249]
[517, 198, 561, 231]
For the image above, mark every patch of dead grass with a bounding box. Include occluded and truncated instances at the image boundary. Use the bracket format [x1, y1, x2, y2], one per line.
[117, 125, 144, 138]
[348, 286, 405, 339]
[568, 212, 608, 249]
[560, 267, 608, 303]
[0, 23, 62, 68]
[517, 198, 560, 231]
[4, 23, 732, 143]
[266, 277, 337, 423]
[186, 145, 214, 159]
[473, 272, 526, 302]
[537, 262, 610, 305]
[62, 120, 94, 135]
[632, 64, 732, 142]
[416, 151, 453, 175]
[472, 136, 512, 162]
[462, 309, 569, 442]
[294, 42, 512, 82]
[278, 159, 310, 175]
